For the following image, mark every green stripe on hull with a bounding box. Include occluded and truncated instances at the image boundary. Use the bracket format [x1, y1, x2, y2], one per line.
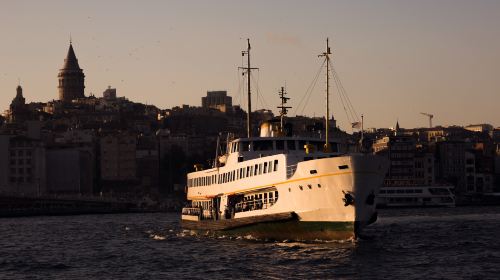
[224, 220, 355, 241]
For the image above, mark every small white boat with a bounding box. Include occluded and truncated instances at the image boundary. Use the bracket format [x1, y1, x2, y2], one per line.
[376, 185, 456, 208]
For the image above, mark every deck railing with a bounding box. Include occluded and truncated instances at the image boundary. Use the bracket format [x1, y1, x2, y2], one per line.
[234, 198, 276, 213]
[182, 207, 215, 220]
[182, 207, 201, 216]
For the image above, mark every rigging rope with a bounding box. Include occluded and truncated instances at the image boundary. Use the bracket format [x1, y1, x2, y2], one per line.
[294, 59, 326, 116]
[329, 60, 360, 127]
[235, 68, 243, 106]
[251, 71, 269, 110]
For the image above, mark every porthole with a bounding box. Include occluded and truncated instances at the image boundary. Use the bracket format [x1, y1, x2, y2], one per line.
[288, 188, 291, 192]
[308, 184, 312, 189]
[317, 184, 322, 188]
[299, 185, 303, 190]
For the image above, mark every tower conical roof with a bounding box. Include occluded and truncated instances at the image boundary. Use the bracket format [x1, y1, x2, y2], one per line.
[62, 43, 81, 70]
[16, 85, 23, 98]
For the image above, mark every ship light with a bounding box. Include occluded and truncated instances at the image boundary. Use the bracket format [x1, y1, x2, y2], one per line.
[194, 164, 203, 171]
[304, 144, 314, 154]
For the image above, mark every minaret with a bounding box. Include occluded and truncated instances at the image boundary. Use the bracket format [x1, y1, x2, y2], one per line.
[58, 41, 85, 102]
[9, 84, 27, 123]
[394, 120, 401, 136]
[13, 84, 25, 105]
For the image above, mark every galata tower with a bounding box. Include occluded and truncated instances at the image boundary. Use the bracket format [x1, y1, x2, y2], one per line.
[58, 42, 85, 102]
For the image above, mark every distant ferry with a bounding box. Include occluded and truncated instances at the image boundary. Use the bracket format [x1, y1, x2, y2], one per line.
[376, 185, 455, 208]
[181, 39, 388, 240]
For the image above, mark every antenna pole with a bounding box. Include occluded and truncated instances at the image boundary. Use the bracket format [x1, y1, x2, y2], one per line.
[277, 86, 291, 134]
[239, 39, 259, 138]
[319, 38, 332, 152]
[280, 87, 285, 130]
[361, 114, 364, 140]
[360, 114, 364, 152]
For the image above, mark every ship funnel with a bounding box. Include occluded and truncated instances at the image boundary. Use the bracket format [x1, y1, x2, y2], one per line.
[260, 121, 282, 137]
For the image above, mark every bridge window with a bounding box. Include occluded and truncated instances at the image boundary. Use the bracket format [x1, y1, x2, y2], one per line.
[253, 140, 273, 151]
[241, 141, 250, 152]
[313, 141, 324, 152]
[274, 160, 279, 171]
[329, 142, 338, 152]
[276, 140, 284, 150]
[287, 140, 296, 150]
[263, 162, 268, 174]
[299, 141, 307, 150]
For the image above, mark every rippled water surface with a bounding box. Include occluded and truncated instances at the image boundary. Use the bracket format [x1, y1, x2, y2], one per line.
[1, 206, 500, 279]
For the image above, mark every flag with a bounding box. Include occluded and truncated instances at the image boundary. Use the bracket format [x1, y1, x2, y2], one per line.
[352, 122, 361, 129]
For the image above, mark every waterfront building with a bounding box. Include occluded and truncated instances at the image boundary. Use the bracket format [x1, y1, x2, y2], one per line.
[465, 124, 494, 133]
[46, 148, 93, 194]
[201, 91, 232, 112]
[435, 141, 472, 194]
[490, 128, 500, 143]
[136, 135, 159, 194]
[373, 122, 435, 186]
[0, 135, 46, 196]
[100, 132, 136, 181]
[103, 86, 117, 101]
[58, 42, 85, 102]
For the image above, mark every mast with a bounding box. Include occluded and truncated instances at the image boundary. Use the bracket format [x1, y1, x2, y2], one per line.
[240, 39, 258, 138]
[246, 39, 252, 138]
[318, 38, 332, 152]
[277, 86, 291, 134]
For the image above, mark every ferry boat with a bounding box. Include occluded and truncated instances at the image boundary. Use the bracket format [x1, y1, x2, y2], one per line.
[181, 39, 388, 240]
[376, 185, 456, 208]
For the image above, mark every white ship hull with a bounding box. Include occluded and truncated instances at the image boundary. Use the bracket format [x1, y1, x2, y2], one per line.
[181, 39, 387, 240]
[182, 152, 387, 240]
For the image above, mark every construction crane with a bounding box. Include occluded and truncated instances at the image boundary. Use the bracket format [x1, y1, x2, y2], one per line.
[420, 112, 434, 128]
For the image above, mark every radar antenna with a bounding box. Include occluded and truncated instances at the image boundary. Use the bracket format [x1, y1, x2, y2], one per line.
[277, 86, 292, 134]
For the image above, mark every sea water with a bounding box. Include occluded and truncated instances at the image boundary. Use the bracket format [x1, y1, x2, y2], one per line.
[1, 206, 499, 279]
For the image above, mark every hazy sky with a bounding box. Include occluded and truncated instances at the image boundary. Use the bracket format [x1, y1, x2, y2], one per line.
[1, 0, 499, 130]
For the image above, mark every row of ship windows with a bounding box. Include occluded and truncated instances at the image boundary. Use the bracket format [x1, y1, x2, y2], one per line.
[235, 191, 279, 212]
[189, 159, 279, 187]
[229, 140, 338, 153]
